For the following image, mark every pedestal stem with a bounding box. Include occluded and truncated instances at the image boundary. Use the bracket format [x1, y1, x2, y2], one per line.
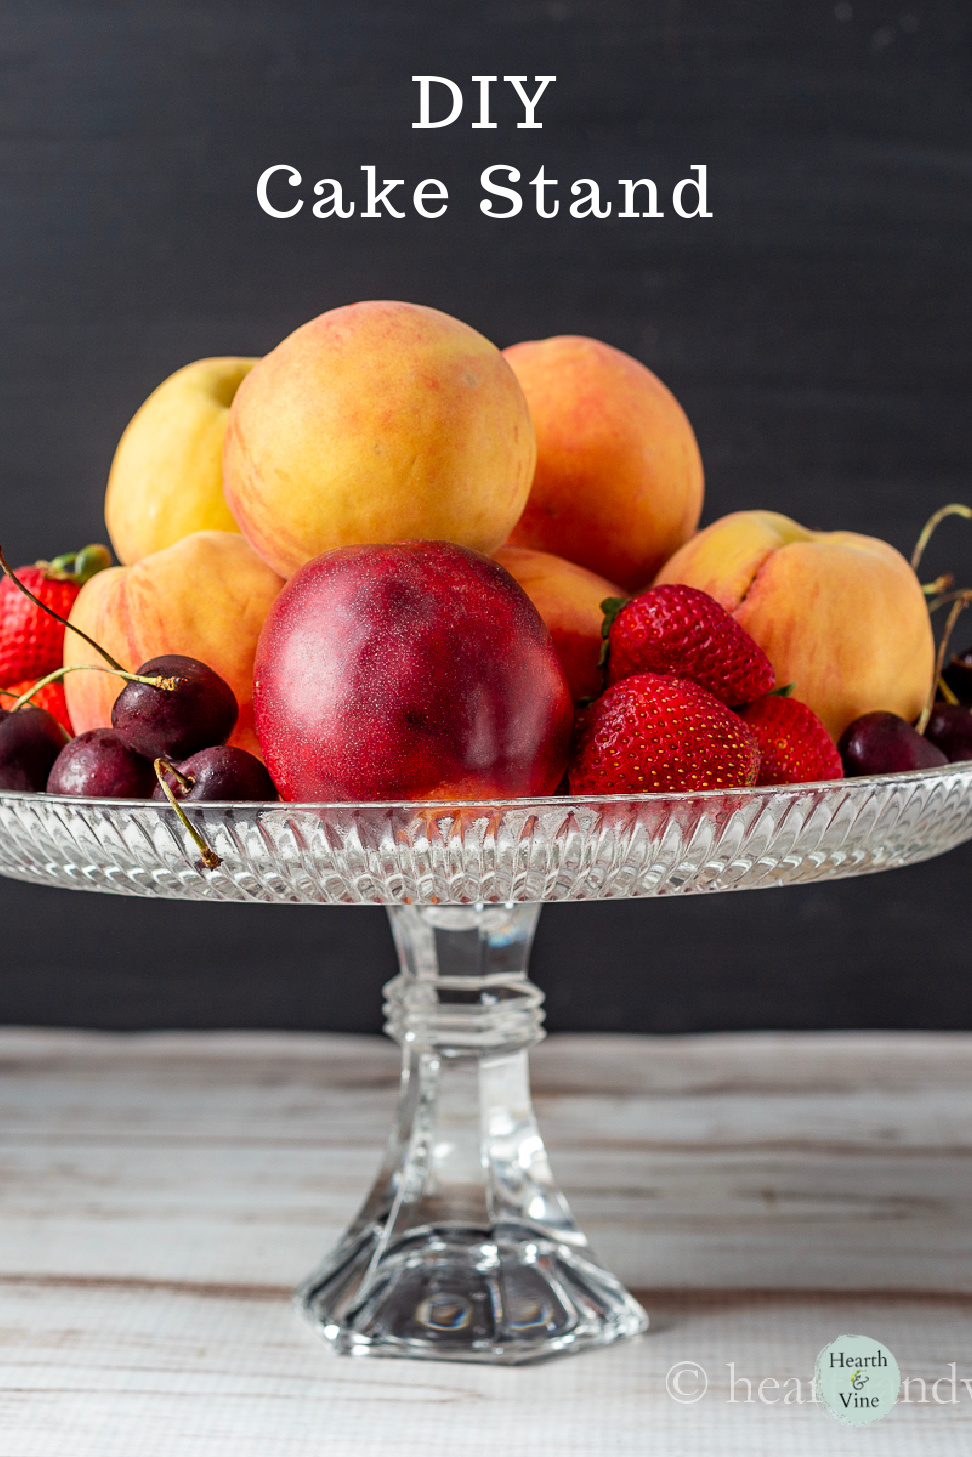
[297, 903, 648, 1364]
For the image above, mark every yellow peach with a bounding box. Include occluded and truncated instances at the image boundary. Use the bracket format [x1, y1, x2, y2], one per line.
[63, 531, 283, 758]
[493, 545, 620, 703]
[105, 357, 256, 565]
[223, 301, 535, 579]
[655, 510, 934, 740]
[503, 335, 703, 591]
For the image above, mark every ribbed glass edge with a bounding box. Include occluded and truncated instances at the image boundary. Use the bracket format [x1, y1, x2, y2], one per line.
[2, 760, 968, 816]
[1, 762, 970, 907]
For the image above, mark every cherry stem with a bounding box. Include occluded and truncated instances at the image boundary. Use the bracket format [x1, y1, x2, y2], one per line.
[156, 757, 195, 793]
[153, 758, 221, 871]
[0, 685, 71, 741]
[0, 544, 127, 673]
[910, 504, 972, 573]
[926, 588, 972, 613]
[2, 663, 178, 712]
[917, 590, 972, 735]
[923, 572, 954, 597]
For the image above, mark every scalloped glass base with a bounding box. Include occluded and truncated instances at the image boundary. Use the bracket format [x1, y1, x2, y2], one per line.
[298, 1224, 648, 1365]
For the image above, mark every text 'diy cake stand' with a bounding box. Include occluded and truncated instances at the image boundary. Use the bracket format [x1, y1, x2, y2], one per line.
[2, 765, 972, 1363]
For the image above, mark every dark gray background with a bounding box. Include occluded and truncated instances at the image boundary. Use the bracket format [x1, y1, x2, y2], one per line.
[1, 0, 970, 1031]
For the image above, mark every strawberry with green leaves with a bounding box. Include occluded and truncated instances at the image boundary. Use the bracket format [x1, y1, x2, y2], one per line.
[0, 545, 111, 687]
[602, 583, 775, 705]
[569, 672, 761, 795]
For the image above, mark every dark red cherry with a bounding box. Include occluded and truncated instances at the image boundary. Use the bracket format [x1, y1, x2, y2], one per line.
[924, 703, 972, 763]
[111, 654, 238, 760]
[0, 706, 68, 791]
[838, 711, 947, 776]
[154, 745, 277, 802]
[942, 648, 972, 706]
[47, 728, 157, 798]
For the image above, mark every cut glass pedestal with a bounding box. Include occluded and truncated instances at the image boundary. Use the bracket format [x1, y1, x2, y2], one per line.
[297, 903, 647, 1362]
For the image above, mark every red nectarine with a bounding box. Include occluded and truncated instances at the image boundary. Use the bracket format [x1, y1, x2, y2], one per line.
[253, 541, 573, 802]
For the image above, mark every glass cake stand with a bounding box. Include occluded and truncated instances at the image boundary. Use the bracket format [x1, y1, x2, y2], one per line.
[2, 764, 972, 1365]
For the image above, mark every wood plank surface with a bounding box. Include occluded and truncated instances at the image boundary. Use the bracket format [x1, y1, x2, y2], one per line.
[2, 1030, 972, 1454]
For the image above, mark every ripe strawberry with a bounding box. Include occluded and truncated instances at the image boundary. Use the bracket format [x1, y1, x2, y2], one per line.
[604, 584, 775, 705]
[569, 672, 761, 795]
[0, 677, 73, 736]
[739, 695, 843, 785]
[0, 545, 111, 687]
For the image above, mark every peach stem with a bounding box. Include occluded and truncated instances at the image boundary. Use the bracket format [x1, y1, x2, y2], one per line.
[35, 545, 112, 586]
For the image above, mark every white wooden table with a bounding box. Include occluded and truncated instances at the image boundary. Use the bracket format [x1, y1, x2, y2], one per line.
[2, 1029, 972, 1454]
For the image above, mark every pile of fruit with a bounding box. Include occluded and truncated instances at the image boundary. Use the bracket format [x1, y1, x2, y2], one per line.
[1, 299, 970, 821]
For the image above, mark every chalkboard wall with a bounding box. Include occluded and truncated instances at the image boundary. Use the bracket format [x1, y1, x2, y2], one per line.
[2, 1, 970, 1030]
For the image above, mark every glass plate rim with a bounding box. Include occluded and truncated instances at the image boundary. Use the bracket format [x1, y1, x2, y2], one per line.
[1, 759, 970, 815]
